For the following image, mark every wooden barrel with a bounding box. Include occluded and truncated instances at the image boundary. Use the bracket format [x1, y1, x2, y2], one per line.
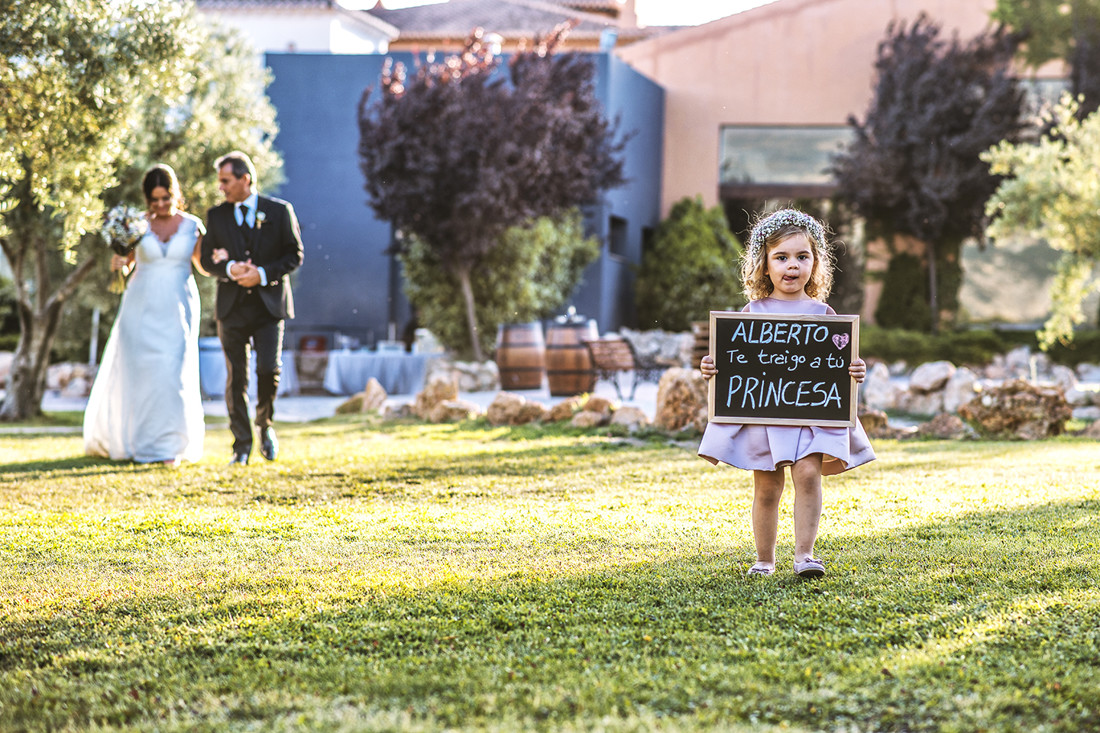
[691, 320, 710, 369]
[495, 322, 545, 390]
[546, 317, 599, 396]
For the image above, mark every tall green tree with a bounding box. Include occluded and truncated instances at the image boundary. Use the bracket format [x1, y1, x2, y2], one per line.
[635, 196, 744, 331]
[401, 210, 599, 359]
[0, 0, 192, 420]
[78, 23, 283, 353]
[832, 15, 1026, 333]
[358, 26, 626, 362]
[992, 0, 1100, 116]
[0, 1, 282, 420]
[984, 96, 1100, 348]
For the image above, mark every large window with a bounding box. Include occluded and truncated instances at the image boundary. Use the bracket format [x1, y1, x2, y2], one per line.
[719, 125, 852, 198]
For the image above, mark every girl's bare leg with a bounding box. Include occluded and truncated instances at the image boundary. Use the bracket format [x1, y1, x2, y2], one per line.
[791, 454, 824, 562]
[751, 468, 785, 570]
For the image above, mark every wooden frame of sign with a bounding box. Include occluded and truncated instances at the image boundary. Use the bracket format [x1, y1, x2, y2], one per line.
[707, 311, 859, 427]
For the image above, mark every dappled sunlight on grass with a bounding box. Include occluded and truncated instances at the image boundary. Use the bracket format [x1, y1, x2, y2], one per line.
[1, 422, 1099, 730]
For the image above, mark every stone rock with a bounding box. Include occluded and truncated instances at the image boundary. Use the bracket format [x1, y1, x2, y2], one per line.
[862, 362, 900, 411]
[958, 379, 1072, 440]
[1004, 345, 1032, 378]
[1048, 364, 1078, 393]
[916, 412, 971, 440]
[486, 392, 525, 426]
[335, 377, 386, 414]
[428, 399, 481, 423]
[691, 405, 709, 433]
[517, 401, 549, 424]
[655, 367, 707, 432]
[361, 377, 388, 411]
[582, 395, 615, 418]
[571, 409, 609, 428]
[414, 374, 458, 419]
[1081, 419, 1100, 438]
[1075, 362, 1100, 383]
[983, 356, 1008, 381]
[1064, 386, 1097, 407]
[898, 389, 944, 417]
[383, 403, 414, 420]
[46, 362, 75, 391]
[942, 366, 979, 414]
[545, 396, 584, 423]
[857, 408, 890, 437]
[486, 392, 547, 426]
[909, 360, 955, 393]
[0, 351, 13, 388]
[335, 393, 367, 414]
[610, 406, 649, 431]
[888, 360, 909, 377]
[453, 360, 499, 392]
[61, 375, 90, 398]
[1072, 406, 1100, 421]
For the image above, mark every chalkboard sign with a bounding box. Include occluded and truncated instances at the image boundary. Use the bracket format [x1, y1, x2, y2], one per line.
[708, 311, 859, 427]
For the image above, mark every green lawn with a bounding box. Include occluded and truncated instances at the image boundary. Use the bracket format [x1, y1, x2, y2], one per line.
[1, 417, 1098, 731]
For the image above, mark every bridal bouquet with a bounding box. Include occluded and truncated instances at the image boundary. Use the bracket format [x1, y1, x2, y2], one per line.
[101, 205, 148, 293]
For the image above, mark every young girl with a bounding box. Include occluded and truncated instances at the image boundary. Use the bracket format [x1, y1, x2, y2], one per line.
[698, 208, 875, 578]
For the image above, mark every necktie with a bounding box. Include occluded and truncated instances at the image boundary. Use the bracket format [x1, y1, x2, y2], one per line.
[238, 203, 250, 230]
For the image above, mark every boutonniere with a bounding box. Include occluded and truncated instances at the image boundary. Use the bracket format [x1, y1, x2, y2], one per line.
[255, 211, 267, 229]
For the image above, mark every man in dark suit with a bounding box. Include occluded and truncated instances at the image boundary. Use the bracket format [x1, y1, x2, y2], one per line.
[201, 151, 304, 465]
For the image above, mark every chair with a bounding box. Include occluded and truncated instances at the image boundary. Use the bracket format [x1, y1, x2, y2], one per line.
[583, 337, 665, 400]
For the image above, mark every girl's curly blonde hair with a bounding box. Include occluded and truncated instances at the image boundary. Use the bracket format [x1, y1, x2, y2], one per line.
[740, 208, 835, 302]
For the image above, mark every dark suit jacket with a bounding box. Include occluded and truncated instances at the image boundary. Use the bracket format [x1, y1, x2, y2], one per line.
[201, 195, 304, 321]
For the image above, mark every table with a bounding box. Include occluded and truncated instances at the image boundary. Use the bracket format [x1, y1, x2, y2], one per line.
[322, 350, 431, 395]
[198, 338, 299, 398]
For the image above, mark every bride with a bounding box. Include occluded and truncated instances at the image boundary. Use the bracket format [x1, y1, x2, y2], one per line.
[84, 164, 210, 465]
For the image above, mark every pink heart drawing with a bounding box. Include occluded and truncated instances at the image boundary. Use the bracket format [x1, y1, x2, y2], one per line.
[832, 333, 850, 350]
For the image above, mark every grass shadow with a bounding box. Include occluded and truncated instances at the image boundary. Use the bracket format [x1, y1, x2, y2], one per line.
[2, 500, 1098, 731]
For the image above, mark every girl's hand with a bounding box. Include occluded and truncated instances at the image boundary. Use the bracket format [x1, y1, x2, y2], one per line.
[849, 358, 867, 383]
[211, 248, 229, 264]
[699, 354, 717, 380]
[110, 254, 131, 272]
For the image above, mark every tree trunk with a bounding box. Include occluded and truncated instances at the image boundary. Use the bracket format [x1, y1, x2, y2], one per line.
[926, 239, 940, 335]
[0, 242, 101, 421]
[0, 159, 103, 420]
[0, 302, 64, 421]
[455, 265, 484, 363]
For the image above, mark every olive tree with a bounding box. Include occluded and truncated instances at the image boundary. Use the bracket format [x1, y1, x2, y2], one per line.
[0, 0, 281, 419]
[984, 96, 1100, 347]
[0, 0, 193, 420]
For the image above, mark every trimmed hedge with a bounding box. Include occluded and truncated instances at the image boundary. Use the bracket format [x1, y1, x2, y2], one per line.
[861, 326, 1100, 367]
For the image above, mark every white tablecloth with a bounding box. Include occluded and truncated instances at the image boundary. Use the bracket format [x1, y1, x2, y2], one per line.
[198, 338, 299, 398]
[323, 350, 431, 395]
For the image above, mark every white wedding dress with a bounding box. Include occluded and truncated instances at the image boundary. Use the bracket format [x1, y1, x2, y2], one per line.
[83, 213, 206, 463]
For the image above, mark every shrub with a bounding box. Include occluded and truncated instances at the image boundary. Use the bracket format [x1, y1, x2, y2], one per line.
[635, 196, 744, 331]
[861, 326, 1100, 367]
[401, 210, 599, 360]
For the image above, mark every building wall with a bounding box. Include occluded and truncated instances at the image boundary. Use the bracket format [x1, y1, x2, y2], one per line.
[264, 51, 663, 348]
[204, 8, 390, 54]
[616, 0, 1003, 215]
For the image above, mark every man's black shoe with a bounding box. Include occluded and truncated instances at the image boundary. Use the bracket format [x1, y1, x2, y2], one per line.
[229, 452, 250, 465]
[260, 427, 278, 461]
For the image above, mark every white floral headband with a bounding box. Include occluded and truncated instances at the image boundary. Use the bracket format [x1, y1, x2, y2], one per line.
[747, 209, 827, 261]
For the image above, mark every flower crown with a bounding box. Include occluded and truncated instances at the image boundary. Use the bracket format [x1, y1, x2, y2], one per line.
[747, 209, 827, 261]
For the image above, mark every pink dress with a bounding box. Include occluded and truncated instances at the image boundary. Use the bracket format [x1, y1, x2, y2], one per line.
[697, 297, 876, 475]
